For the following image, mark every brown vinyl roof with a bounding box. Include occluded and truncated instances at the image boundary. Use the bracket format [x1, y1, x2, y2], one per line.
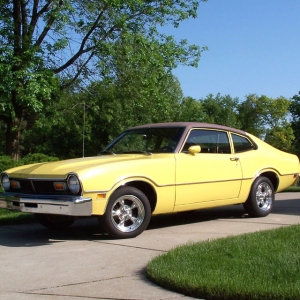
[129, 122, 246, 136]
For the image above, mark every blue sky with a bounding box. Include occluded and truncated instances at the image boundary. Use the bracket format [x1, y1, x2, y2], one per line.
[164, 0, 300, 101]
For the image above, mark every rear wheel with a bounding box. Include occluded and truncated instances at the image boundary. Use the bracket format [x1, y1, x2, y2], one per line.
[243, 176, 274, 217]
[99, 186, 151, 239]
[35, 214, 76, 230]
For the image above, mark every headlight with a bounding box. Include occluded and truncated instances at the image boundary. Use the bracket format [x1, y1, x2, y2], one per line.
[67, 175, 80, 194]
[1, 174, 10, 191]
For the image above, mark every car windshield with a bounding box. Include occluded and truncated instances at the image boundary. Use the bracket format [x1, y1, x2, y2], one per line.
[101, 127, 185, 154]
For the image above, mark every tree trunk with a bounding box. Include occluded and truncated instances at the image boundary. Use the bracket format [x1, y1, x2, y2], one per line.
[5, 90, 24, 160]
[5, 117, 23, 160]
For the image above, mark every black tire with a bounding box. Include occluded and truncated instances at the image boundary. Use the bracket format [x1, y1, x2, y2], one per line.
[243, 176, 274, 217]
[35, 214, 76, 230]
[99, 186, 151, 239]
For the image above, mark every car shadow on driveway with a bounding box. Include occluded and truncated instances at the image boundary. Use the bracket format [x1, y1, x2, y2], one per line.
[0, 197, 298, 247]
[272, 198, 300, 216]
[0, 205, 248, 247]
[148, 204, 247, 230]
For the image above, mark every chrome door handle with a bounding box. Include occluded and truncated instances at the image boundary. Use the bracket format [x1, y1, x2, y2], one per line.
[230, 157, 239, 161]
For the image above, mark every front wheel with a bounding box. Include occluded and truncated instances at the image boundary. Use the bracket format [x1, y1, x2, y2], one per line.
[243, 176, 274, 217]
[35, 214, 76, 230]
[99, 186, 151, 239]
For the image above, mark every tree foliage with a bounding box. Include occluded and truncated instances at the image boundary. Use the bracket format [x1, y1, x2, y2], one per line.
[289, 92, 300, 156]
[175, 97, 206, 122]
[238, 94, 294, 152]
[0, 1, 298, 158]
[0, 0, 206, 158]
[200, 93, 241, 128]
[176, 93, 296, 154]
[264, 124, 295, 153]
[237, 94, 265, 138]
[23, 33, 185, 158]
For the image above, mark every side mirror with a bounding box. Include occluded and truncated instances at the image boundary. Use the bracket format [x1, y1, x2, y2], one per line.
[188, 145, 201, 155]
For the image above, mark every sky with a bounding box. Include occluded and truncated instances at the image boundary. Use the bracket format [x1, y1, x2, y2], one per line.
[163, 0, 300, 101]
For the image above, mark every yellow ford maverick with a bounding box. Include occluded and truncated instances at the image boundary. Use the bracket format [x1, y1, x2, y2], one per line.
[0, 122, 299, 238]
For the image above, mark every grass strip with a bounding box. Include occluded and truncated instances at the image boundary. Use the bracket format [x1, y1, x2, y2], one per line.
[147, 224, 300, 300]
[283, 186, 300, 192]
[0, 209, 35, 225]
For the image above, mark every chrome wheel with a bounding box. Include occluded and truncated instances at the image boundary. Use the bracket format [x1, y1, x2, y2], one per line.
[110, 195, 145, 233]
[99, 186, 151, 239]
[243, 176, 274, 218]
[255, 182, 273, 211]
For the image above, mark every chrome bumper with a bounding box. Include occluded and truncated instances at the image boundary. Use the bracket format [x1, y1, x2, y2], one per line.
[0, 193, 92, 216]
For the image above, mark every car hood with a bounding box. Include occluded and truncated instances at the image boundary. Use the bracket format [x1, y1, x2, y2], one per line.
[4, 155, 154, 179]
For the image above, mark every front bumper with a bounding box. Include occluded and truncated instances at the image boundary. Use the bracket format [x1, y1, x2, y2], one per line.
[0, 192, 92, 216]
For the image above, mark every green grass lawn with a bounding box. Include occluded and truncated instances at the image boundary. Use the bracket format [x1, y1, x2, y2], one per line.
[0, 208, 35, 225]
[147, 224, 300, 300]
[283, 186, 300, 192]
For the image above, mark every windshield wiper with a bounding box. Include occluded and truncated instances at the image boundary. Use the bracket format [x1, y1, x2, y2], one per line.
[99, 150, 115, 155]
[122, 151, 152, 155]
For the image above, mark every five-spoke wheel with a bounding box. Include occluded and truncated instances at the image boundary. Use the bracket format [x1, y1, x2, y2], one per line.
[243, 176, 274, 217]
[99, 186, 151, 239]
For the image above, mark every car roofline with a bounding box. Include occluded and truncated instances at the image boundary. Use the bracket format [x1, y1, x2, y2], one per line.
[127, 122, 247, 136]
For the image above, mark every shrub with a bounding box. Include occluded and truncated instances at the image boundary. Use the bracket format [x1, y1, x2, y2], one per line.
[0, 153, 59, 173]
[21, 153, 59, 165]
[0, 156, 23, 173]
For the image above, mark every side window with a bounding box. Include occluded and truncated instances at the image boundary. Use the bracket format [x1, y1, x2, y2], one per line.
[182, 129, 231, 153]
[232, 134, 255, 153]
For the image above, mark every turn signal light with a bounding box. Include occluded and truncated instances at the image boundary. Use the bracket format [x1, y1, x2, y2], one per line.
[11, 180, 21, 189]
[53, 182, 66, 191]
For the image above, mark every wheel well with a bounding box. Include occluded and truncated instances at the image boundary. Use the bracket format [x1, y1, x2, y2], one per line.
[118, 181, 157, 213]
[258, 171, 279, 191]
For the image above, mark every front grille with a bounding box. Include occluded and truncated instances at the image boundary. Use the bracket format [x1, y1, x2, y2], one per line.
[33, 181, 59, 194]
[9, 179, 72, 195]
[18, 180, 34, 193]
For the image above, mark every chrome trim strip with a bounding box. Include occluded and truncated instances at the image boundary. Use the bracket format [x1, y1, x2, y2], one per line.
[84, 189, 110, 193]
[5, 171, 79, 182]
[176, 177, 244, 187]
[255, 167, 299, 177]
[30, 180, 36, 192]
[85, 176, 175, 191]
[28, 177, 67, 181]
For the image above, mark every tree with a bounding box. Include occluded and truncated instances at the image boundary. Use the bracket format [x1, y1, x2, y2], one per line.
[289, 92, 300, 156]
[255, 95, 294, 152]
[23, 33, 186, 158]
[175, 97, 206, 122]
[0, 0, 207, 159]
[238, 94, 265, 138]
[200, 93, 241, 128]
[289, 92, 300, 135]
[239, 94, 293, 152]
[255, 95, 291, 129]
[264, 123, 295, 152]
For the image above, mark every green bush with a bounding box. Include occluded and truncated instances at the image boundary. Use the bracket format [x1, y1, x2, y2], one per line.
[0, 153, 59, 173]
[21, 153, 59, 165]
[0, 156, 23, 173]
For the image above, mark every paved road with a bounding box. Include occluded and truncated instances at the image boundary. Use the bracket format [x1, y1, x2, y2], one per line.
[0, 192, 299, 300]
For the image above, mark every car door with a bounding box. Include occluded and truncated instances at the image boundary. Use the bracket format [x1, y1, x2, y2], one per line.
[175, 129, 243, 206]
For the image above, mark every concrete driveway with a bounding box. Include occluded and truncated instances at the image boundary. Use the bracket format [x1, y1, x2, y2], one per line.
[0, 192, 299, 300]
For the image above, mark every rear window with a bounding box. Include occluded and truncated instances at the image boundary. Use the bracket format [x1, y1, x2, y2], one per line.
[232, 134, 256, 153]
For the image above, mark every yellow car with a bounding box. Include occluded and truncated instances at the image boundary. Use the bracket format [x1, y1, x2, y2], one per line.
[0, 122, 299, 238]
